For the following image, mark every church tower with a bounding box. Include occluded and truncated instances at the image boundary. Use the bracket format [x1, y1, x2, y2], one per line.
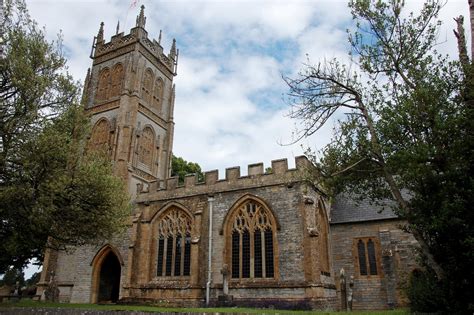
[83, 5, 178, 197]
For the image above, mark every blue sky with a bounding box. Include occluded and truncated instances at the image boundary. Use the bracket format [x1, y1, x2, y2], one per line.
[22, 0, 469, 279]
[25, 0, 467, 180]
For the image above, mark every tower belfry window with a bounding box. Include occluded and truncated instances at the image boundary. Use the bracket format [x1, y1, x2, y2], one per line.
[138, 126, 154, 169]
[142, 68, 154, 105]
[89, 119, 110, 154]
[96, 69, 110, 102]
[153, 78, 164, 111]
[110, 64, 124, 98]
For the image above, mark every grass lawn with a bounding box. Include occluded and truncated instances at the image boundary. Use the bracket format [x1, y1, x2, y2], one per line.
[0, 299, 409, 315]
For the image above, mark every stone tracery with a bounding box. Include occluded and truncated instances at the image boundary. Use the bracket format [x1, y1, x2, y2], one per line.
[137, 126, 154, 169]
[89, 119, 110, 153]
[156, 207, 192, 277]
[229, 199, 276, 280]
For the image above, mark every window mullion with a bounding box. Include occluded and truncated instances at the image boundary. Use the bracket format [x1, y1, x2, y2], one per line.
[163, 237, 168, 276]
[180, 234, 185, 276]
[261, 230, 266, 278]
[171, 235, 176, 276]
[250, 229, 254, 278]
[239, 232, 243, 279]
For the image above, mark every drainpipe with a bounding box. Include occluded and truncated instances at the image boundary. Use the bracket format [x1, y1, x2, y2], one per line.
[206, 195, 215, 306]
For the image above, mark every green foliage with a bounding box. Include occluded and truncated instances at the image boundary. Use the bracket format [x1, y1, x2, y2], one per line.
[171, 155, 204, 184]
[0, 267, 24, 287]
[24, 272, 40, 287]
[285, 0, 473, 312]
[0, 0, 130, 273]
[406, 269, 445, 312]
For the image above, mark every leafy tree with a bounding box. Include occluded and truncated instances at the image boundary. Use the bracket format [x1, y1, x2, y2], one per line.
[0, 267, 24, 287]
[24, 272, 40, 287]
[0, 0, 130, 273]
[171, 155, 204, 184]
[285, 0, 473, 312]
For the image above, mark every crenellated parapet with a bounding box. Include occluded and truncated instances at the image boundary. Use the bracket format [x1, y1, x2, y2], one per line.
[91, 5, 178, 75]
[135, 155, 318, 203]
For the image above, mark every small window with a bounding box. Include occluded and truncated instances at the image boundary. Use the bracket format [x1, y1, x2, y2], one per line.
[355, 238, 379, 276]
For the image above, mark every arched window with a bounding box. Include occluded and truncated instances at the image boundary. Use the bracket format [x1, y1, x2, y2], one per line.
[228, 199, 277, 279]
[141, 68, 154, 104]
[96, 68, 110, 102]
[89, 119, 110, 153]
[156, 207, 192, 277]
[137, 126, 154, 169]
[355, 238, 379, 276]
[109, 64, 124, 98]
[153, 78, 164, 111]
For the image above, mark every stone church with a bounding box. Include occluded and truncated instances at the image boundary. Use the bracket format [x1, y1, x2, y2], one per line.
[38, 7, 418, 310]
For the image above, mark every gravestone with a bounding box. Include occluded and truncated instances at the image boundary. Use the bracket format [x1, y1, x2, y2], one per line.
[44, 271, 59, 302]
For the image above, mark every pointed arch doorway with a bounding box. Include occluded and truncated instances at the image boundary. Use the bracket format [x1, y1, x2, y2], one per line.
[91, 245, 123, 303]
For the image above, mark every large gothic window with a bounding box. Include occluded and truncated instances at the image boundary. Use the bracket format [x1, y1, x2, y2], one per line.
[109, 64, 124, 98]
[89, 119, 110, 153]
[228, 199, 277, 280]
[137, 126, 154, 169]
[141, 68, 154, 105]
[156, 207, 192, 277]
[153, 78, 164, 111]
[96, 68, 110, 102]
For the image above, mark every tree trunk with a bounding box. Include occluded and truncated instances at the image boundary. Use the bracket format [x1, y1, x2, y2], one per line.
[359, 103, 446, 280]
[469, 0, 474, 60]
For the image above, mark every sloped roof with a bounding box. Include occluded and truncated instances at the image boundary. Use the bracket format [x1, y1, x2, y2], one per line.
[330, 193, 399, 224]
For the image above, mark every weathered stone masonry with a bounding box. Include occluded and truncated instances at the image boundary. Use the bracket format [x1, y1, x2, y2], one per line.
[39, 6, 418, 310]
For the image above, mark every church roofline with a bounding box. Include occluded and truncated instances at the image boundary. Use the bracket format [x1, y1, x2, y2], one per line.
[135, 156, 325, 203]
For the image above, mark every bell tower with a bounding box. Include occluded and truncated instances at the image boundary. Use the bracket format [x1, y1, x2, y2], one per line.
[82, 5, 178, 197]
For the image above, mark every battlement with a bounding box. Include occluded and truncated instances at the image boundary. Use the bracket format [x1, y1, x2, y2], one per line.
[92, 5, 177, 74]
[136, 156, 314, 202]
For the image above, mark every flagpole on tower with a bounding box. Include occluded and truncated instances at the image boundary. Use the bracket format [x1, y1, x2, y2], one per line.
[123, 0, 140, 32]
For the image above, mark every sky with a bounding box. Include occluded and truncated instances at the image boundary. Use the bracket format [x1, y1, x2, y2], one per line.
[19, 0, 469, 279]
[25, 0, 468, 176]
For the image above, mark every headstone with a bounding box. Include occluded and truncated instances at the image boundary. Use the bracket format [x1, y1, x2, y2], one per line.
[44, 271, 59, 302]
[221, 264, 229, 296]
[13, 281, 20, 296]
[217, 264, 233, 306]
[339, 268, 347, 311]
[347, 275, 354, 311]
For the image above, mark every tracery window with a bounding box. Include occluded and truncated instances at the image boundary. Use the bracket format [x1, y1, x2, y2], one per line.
[355, 238, 379, 276]
[96, 68, 110, 102]
[229, 200, 276, 279]
[141, 68, 154, 104]
[153, 78, 164, 111]
[137, 126, 154, 169]
[89, 119, 110, 153]
[156, 207, 192, 277]
[109, 64, 124, 98]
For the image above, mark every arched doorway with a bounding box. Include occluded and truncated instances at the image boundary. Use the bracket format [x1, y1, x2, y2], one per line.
[98, 251, 121, 303]
[90, 245, 123, 304]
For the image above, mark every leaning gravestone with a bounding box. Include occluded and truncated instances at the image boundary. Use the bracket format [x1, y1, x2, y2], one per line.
[44, 271, 59, 302]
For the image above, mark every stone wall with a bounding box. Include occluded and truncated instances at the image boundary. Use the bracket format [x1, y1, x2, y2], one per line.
[123, 156, 336, 307]
[330, 219, 418, 310]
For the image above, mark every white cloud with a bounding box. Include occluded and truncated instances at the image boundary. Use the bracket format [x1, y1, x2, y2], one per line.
[25, 0, 468, 177]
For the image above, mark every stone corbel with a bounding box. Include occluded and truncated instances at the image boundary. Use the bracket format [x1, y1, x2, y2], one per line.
[307, 227, 319, 237]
